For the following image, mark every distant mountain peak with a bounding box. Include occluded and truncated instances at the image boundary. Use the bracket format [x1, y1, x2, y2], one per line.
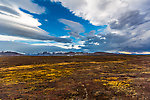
[0, 51, 24, 56]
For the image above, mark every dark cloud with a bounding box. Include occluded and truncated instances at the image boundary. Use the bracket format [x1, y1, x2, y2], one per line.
[52, 0, 150, 53]
[81, 31, 150, 53]
[79, 9, 150, 53]
[110, 10, 149, 30]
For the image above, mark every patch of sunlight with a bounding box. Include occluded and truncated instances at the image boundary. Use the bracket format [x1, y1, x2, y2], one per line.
[93, 77, 136, 95]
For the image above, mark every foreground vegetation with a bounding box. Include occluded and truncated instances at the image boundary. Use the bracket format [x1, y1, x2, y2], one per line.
[0, 55, 150, 99]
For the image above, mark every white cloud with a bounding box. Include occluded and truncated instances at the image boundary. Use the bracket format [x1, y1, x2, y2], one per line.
[0, 0, 45, 14]
[52, 0, 126, 25]
[52, 0, 150, 52]
[0, 0, 71, 43]
[45, 19, 48, 22]
[32, 42, 72, 49]
[0, 35, 34, 41]
[60, 36, 70, 38]
[32, 41, 81, 49]
[52, 0, 150, 26]
[59, 18, 85, 38]
[0, 0, 44, 27]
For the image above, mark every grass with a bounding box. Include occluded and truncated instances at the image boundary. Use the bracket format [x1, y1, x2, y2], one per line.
[0, 55, 150, 99]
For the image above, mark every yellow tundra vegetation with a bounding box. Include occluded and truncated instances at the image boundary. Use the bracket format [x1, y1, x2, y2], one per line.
[94, 77, 136, 95]
[0, 63, 75, 89]
[0, 56, 150, 99]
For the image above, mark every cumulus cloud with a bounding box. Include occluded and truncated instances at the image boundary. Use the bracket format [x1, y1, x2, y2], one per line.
[0, 0, 71, 43]
[52, 0, 150, 52]
[52, 0, 150, 25]
[59, 18, 85, 38]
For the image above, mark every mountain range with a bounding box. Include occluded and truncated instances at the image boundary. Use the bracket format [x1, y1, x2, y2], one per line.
[0, 51, 118, 56]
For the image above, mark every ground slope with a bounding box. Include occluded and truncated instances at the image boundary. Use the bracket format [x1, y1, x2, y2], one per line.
[0, 55, 150, 99]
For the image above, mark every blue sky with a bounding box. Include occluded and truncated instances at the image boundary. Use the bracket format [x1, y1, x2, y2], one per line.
[0, 0, 150, 54]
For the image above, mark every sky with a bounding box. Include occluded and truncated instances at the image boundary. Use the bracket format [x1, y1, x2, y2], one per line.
[0, 0, 150, 54]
